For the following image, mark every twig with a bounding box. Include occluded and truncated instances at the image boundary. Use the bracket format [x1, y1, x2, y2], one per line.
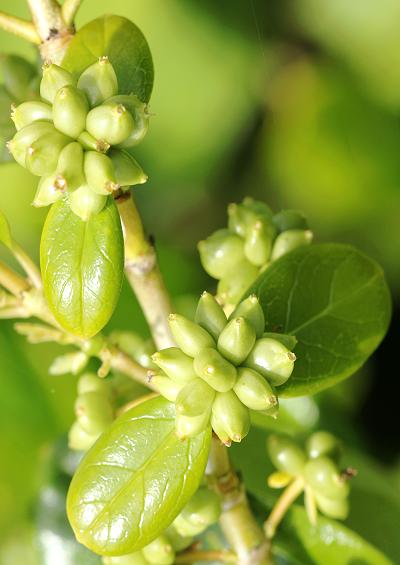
[12, 242, 42, 289]
[0, 11, 40, 43]
[264, 476, 304, 539]
[27, 0, 64, 40]
[61, 0, 83, 27]
[0, 261, 30, 296]
[175, 550, 237, 564]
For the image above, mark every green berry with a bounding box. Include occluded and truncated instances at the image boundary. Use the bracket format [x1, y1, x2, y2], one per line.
[173, 487, 221, 536]
[77, 56, 118, 107]
[68, 420, 99, 451]
[86, 102, 134, 145]
[217, 316, 256, 365]
[244, 337, 296, 386]
[233, 367, 278, 411]
[262, 332, 297, 351]
[69, 185, 107, 221]
[194, 291, 227, 340]
[306, 431, 341, 462]
[75, 390, 113, 435]
[56, 141, 85, 192]
[193, 347, 236, 392]
[314, 492, 349, 520]
[175, 410, 210, 439]
[152, 347, 196, 384]
[8, 121, 55, 167]
[135, 339, 157, 369]
[77, 130, 110, 153]
[175, 378, 215, 417]
[164, 525, 193, 552]
[1, 55, 36, 101]
[273, 209, 308, 232]
[243, 220, 276, 266]
[32, 173, 65, 207]
[230, 294, 265, 338]
[142, 534, 175, 565]
[149, 373, 183, 402]
[107, 94, 149, 147]
[11, 101, 52, 131]
[211, 390, 250, 444]
[77, 373, 109, 395]
[109, 149, 148, 187]
[25, 130, 70, 176]
[217, 260, 260, 305]
[40, 62, 76, 103]
[228, 198, 273, 238]
[304, 456, 349, 500]
[53, 85, 89, 138]
[168, 313, 215, 357]
[271, 229, 313, 261]
[267, 435, 307, 475]
[102, 552, 148, 565]
[84, 151, 119, 195]
[198, 229, 245, 279]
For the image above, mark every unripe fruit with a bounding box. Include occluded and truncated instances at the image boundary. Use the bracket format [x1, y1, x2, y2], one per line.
[142, 535, 175, 565]
[168, 313, 215, 357]
[198, 229, 245, 279]
[193, 347, 237, 392]
[40, 62, 76, 103]
[273, 209, 308, 232]
[1, 55, 36, 101]
[175, 378, 215, 417]
[32, 173, 65, 207]
[148, 373, 183, 402]
[262, 332, 297, 351]
[107, 94, 149, 147]
[228, 198, 273, 238]
[210, 412, 231, 446]
[8, 121, 55, 167]
[86, 102, 134, 145]
[212, 391, 250, 443]
[152, 347, 196, 384]
[26, 131, 71, 176]
[244, 337, 295, 386]
[217, 316, 256, 365]
[217, 260, 259, 305]
[194, 291, 227, 340]
[77, 372, 109, 395]
[176, 410, 210, 439]
[77, 56, 118, 106]
[109, 149, 148, 187]
[68, 421, 98, 451]
[78, 130, 110, 153]
[53, 85, 89, 138]
[271, 229, 313, 261]
[230, 294, 265, 338]
[11, 101, 52, 131]
[267, 435, 306, 475]
[56, 141, 85, 192]
[306, 431, 341, 462]
[233, 367, 278, 411]
[173, 487, 221, 536]
[102, 552, 148, 564]
[244, 220, 276, 266]
[75, 390, 113, 435]
[314, 492, 349, 520]
[84, 151, 119, 195]
[135, 339, 157, 369]
[164, 525, 193, 552]
[304, 456, 349, 500]
[267, 471, 293, 489]
[69, 184, 107, 221]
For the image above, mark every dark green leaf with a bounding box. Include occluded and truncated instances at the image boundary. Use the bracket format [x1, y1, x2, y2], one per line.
[62, 15, 154, 103]
[67, 396, 211, 556]
[250, 244, 391, 396]
[40, 197, 124, 338]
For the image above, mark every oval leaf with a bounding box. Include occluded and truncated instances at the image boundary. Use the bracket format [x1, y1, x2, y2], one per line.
[250, 244, 391, 396]
[62, 15, 154, 103]
[40, 197, 124, 338]
[67, 396, 211, 556]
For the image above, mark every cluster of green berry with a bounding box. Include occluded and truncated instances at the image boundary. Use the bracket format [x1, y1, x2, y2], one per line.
[150, 292, 296, 444]
[69, 373, 114, 451]
[199, 198, 313, 304]
[267, 432, 352, 527]
[102, 486, 221, 564]
[8, 57, 148, 220]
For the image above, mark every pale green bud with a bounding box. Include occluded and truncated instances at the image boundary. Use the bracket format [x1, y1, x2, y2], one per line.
[40, 62, 76, 103]
[7, 121, 55, 167]
[273, 209, 308, 232]
[243, 220, 276, 266]
[84, 151, 119, 195]
[314, 492, 349, 520]
[32, 174, 65, 207]
[211, 390, 250, 443]
[217, 316, 256, 365]
[135, 339, 157, 369]
[217, 260, 260, 305]
[75, 390, 113, 435]
[69, 185, 107, 220]
[262, 332, 297, 351]
[53, 85, 89, 138]
[107, 94, 149, 147]
[244, 337, 296, 386]
[86, 102, 135, 145]
[148, 373, 183, 402]
[194, 291, 226, 340]
[49, 351, 88, 375]
[175, 378, 215, 417]
[152, 347, 196, 384]
[77, 56, 118, 106]
[193, 347, 237, 392]
[227, 198, 273, 238]
[77, 372, 109, 395]
[109, 330, 143, 356]
[173, 487, 221, 536]
[304, 456, 349, 500]
[230, 294, 265, 338]
[68, 421, 99, 451]
[267, 434, 306, 475]
[267, 471, 293, 489]
[306, 431, 341, 462]
[56, 141, 85, 192]
[175, 410, 210, 439]
[11, 101, 52, 131]
[198, 229, 245, 279]
[109, 149, 148, 187]
[77, 130, 110, 153]
[271, 229, 313, 261]
[233, 367, 278, 411]
[142, 534, 175, 565]
[168, 313, 215, 357]
[26, 130, 70, 176]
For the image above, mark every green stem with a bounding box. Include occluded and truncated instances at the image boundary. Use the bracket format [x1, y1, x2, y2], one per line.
[175, 550, 237, 564]
[0, 11, 40, 43]
[12, 242, 42, 289]
[61, 0, 83, 27]
[264, 477, 304, 539]
[116, 192, 175, 350]
[0, 261, 30, 296]
[27, 0, 64, 40]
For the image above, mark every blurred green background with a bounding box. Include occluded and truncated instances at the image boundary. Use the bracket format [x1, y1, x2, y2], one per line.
[0, 0, 399, 562]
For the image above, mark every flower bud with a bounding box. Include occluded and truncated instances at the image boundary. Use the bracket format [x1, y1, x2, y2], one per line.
[233, 367, 278, 411]
[267, 471, 293, 489]
[228, 198, 273, 238]
[173, 487, 221, 536]
[11, 101, 52, 131]
[304, 456, 350, 500]
[244, 220, 276, 266]
[86, 102, 134, 145]
[211, 390, 250, 443]
[102, 551, 149, 564]
[198, 229, 245, 279]
[314, 492, 349, 520]
[53, 85, 89, 138]
[168, 313, 215, 357]
[77, 130, 110, 153]
[56, 141, 85, 192]
[8, 121, 55, 167]
[194, 291, 227, 340]
[217, 260, 260, 305]
[175, 410, 210, 439]
[244, 337, 295, 386]
[1, 54, 36, 101]
[77, 372, 109, 395]
[175, 378, 215, 417]
[152, 347, 196, 384]
[77, 56, 118, 106]
[69, 185, 107, 220]
[135, 339, 157, 369]
[271, 229, 313, 261]
[230, 294, 265, 338]
[49, 351, 88, 375]
[262, 332, 297, 351]
[109, 149, 148, 187]
[84, 151, 118, 195]
[26, 130, 70, 176]
[273, 209, 308, 232]
[40, 62, 76, 103]
[142, 534, 175, 565]
[267, 434, 306, 475]
[32, 174, 65, 207]
[193, 347, 236, 392]
[306, 431, 341, 462]
[68, 421, 98, 451]
[75, 390, 113, 435]
[217, 316, 256, 365]
[107, 94, 149, 147]
[148, 373, 183, 402]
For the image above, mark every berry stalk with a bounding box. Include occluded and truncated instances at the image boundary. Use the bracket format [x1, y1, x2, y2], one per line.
[0, 11, 40, 43]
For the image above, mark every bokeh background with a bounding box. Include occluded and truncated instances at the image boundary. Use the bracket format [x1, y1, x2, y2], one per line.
[0, 1, 399, 563]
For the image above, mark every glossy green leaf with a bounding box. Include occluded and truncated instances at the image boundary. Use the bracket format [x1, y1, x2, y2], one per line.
[40, 197, 124, 338]
[249, 244, 391, 396]
[0, 208, 13, 248]
[67, 396, 211, 556]
[62, 15, 154, 103]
